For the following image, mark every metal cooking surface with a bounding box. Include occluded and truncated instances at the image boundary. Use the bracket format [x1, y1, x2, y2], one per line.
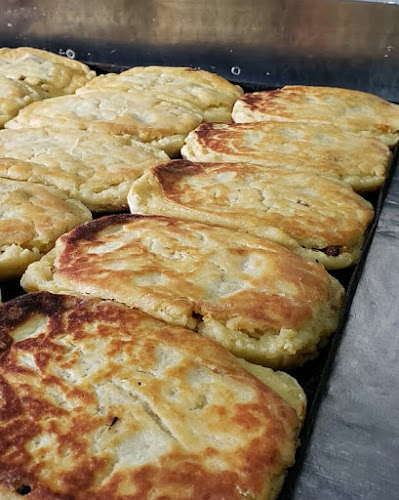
[0, 68, 398, 498]
[291, 150, 399, 500]
[280, 146, 399, 500]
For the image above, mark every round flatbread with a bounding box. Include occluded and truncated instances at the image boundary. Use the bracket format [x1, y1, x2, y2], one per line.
[0, 178, 91, 280]
[0, 291, 305, 500]
[232, 86, 399, 147]
[182, 121, 391, 191]
[21, 214, 344, 369]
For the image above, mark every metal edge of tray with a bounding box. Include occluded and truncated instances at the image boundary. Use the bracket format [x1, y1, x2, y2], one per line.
[289, 154, 399, 499]
[279, 140, 399, 499]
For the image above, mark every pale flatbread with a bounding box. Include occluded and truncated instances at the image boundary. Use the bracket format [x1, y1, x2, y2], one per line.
[21, 214, 344, 369]
[0, 178, 91, 280]
[0, 128, 169, 212]
[0, 74, 41, 127]
[5, 90, 202, 157]
[78, 65, 243, 122]
[232, 86, 399, 147]
[0, 46, 96, 98]
[182, 121, 391, 191]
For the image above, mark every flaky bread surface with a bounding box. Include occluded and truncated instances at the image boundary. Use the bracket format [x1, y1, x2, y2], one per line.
[0, 46, 95, 98]
[5, 90, 202, 157]
[128, 160, 374, 269]
[78, 65, 243, 122]
[0, 75, 41, 127]
[182, 121, 391, 191]
[0, 177, 91, 280]
[0, 291, 305, 500]
[21, 215, 344, 369]
[232, 85, 399, 147]
[0, 128, 169, 212]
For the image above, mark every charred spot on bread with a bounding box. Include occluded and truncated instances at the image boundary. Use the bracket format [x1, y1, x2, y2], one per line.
[16, 485, 31, 495]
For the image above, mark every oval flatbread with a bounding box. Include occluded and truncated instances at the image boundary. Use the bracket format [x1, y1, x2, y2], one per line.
[21, 214, 344, 369]
[128, 160, 374, 269]
[78, 65, 243, 122]
[5, 90, 202, 157]
[232, 86, 399, 147]
[182, 121, 391, 191]
[0, 291, 305, 500]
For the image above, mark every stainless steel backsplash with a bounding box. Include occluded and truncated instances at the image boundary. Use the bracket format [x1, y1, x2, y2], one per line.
[1, 0, 399, 99]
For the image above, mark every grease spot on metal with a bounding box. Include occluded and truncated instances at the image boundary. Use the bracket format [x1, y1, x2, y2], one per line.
[66, 49, 75, 59]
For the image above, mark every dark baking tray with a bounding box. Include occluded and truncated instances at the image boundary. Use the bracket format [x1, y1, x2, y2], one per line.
[0, 77, 397, 499]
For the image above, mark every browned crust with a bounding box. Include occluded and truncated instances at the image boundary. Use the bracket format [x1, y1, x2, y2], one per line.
[0, 292, 302, 499]
[128, 160, 374, 269]
[181, 121, 391, 191]
[64, 213, 139, 243]
[232, 86, 399, 147]
[53, 215, 333, 333]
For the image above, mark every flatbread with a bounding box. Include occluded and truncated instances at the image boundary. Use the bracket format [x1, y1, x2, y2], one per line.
[21, 214, 344, 369]
[181, 121, 391, 191]
[0, 291, 305, 500]
[0, 128, 169, 212]
[5, 90, 202, 157]
[232, 86, 399, 147]
[0, 74, 41, 127]
[78, 65, 243, 122]
[0, 178, 91, 280]
[0, 46, 96, 98]
[78, 65, 242, 122]
[128, 160, 374, 270]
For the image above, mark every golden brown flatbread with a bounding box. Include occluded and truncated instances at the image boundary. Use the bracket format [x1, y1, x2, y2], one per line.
[21, 214, 344, 369]
[0, 291, 305, 500]
[128, 160, 374, 269]
[232, 86, 399, 147]
[181, 121, 391, 191]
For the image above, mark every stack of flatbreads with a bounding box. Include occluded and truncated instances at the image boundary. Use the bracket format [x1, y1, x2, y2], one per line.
[163, 86, 397, 271]
[1, 53, 398, 499]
